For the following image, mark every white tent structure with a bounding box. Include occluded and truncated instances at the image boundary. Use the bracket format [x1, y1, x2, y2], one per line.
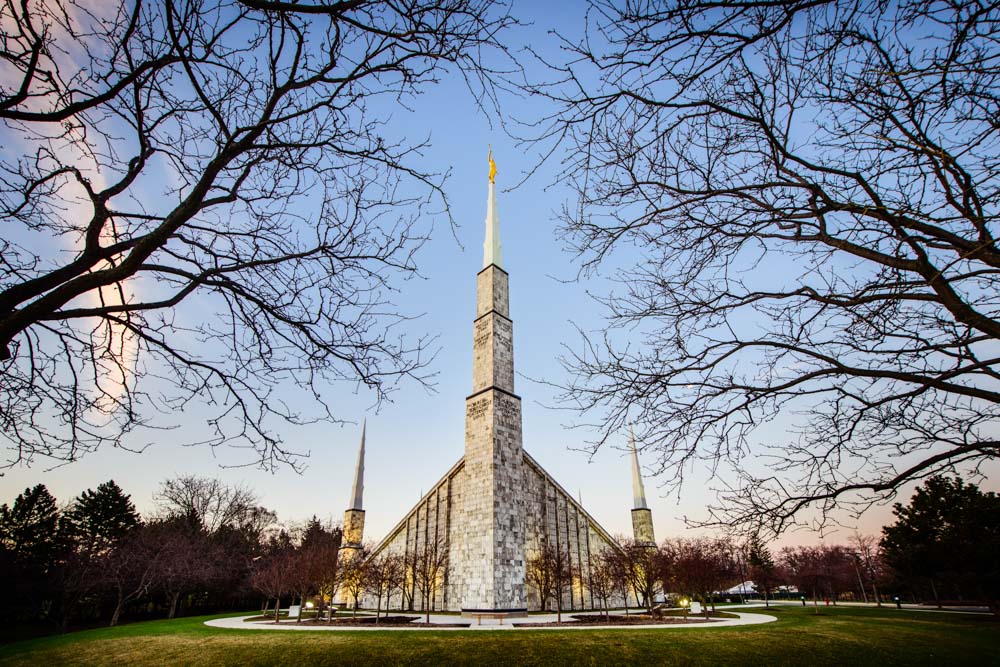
[722, 581, 755, 597]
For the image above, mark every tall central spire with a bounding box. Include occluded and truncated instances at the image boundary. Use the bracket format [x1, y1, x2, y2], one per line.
[483, 147, 502, 269]
[458, 147, 525, 616]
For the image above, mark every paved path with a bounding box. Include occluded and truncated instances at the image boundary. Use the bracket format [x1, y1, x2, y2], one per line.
[204, 610, 777, 632]
[724, 600, 992, 615]
[205, 600, 994, 633]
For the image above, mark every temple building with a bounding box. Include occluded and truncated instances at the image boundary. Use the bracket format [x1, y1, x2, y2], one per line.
[343, 152, 657, 615]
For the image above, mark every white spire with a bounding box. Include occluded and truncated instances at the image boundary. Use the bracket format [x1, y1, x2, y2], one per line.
[349, 419, 366, 511]
[630, 425, 648, 509]
[483, 149, 502, 268]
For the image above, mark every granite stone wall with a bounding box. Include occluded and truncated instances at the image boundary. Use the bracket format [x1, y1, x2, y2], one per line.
[357, 258, 629, 614]
[631, 508, 656, 546]
[342, 509, 365, 547]
[361, 452, 629, 612]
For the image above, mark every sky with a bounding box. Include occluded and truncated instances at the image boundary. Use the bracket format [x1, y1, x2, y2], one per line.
[2, 0, 995, 549]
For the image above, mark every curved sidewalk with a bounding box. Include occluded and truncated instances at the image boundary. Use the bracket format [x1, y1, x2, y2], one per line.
[205, 610, 777, 632]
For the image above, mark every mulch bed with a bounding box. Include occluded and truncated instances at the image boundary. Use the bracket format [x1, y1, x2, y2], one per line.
[263, 612, 730, 629]
[297, 615, 470, 628]
[300, 615, 422, 626]
[515, 613, 724, 627]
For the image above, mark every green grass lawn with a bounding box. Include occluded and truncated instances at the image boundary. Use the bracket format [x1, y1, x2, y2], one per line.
[0, 606, 996, 666]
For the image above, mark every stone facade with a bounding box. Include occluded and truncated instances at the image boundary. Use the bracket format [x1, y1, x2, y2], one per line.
[631, 508, 655, 547]
[356, 173, 637, 613]
[363, 453, 629, 612]
[343, 508, 365, 547]
[458, 263, 525, 612]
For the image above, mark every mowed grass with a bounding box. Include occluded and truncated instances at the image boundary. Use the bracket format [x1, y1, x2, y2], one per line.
[0, 606, 997, 666]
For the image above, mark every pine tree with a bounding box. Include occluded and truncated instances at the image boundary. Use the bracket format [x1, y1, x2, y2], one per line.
[747, 534, 778, 607]
[881, 476, 1000, 614]
[0, 484, 62, 564]
[63, 480, 141, 557]
[0, 484, 65, 619]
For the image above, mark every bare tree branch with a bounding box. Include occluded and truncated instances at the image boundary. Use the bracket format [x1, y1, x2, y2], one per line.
[525, 0, 1000, 535]
[0, 0, 518, 469]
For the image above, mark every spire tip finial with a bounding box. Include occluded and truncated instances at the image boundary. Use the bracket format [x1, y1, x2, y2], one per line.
[483, 147, 502, 268]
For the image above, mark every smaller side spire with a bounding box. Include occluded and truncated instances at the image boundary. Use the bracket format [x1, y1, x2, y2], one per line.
[630, 425, 648, 510]
[342, 420, 368, 552]
[349, 419, 366, 511]
[629, 424, 656, 547]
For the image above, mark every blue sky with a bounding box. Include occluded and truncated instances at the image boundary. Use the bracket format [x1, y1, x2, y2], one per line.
[3, 0, 995, 548]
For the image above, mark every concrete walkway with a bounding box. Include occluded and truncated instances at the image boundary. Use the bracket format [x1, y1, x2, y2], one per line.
[204, 610, 777, 632]
[726, 600, 993, 615]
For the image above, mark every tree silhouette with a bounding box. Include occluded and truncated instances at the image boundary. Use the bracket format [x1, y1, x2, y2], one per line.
[64, 480, 141, 557]
[882, 476, 1000, 614]
[410, 536, 450, 623]
[365, 552, 405, 623]
[747, 535, 779, 608]
[0, 485, 65, 620]
[531, 0, 1000, 533]
[0, 0, 516, 470]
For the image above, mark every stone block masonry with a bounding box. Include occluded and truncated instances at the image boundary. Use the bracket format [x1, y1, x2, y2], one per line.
[459, 260, 526, 614]
[631, 508, 655, 547]
[355, 169, 633, 614]
[343, 509, 365, 547]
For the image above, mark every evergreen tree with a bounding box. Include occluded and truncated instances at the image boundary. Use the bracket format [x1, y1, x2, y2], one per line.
[0, 484, 63, 565]
[64, 480, 141, 557]
[881, 476, 1000, 614]
[300, 516, 327, 550]
[0, 485, 65, 619]
[747, 535, 779, 607]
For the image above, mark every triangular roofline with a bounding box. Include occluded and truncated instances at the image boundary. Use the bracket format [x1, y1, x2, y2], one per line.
[368, 450, 624, 557]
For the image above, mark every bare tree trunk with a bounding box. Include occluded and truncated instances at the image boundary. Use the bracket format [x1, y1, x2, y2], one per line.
[737, 554, 748, 604]
[853, 561, 869, 603]
[110, 589, 125, 627]
[274, 596, 281, 624]
[930, 579, 942, 609]
[168, 591, 182, 619]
